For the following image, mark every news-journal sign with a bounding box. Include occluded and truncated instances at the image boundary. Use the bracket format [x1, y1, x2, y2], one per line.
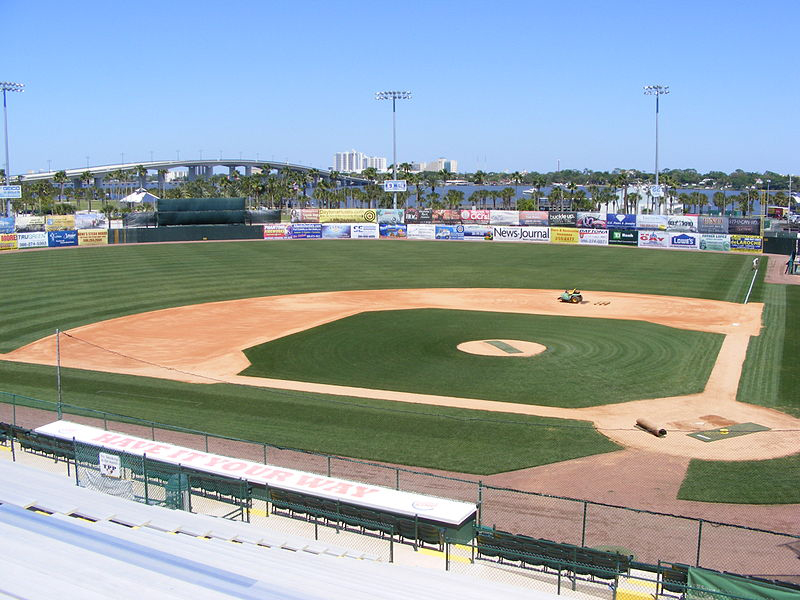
[383, 180, 407, 193]
[35, 420, 477, 526]
[492, 226, 550, 243]
[730, 235, 763, 253]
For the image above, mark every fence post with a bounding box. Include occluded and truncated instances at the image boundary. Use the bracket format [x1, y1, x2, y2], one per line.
[581, 501, 588, 547]
[143, 453, 149, 506]
[696, 519, 704, 567]
[477, 481, 483, 527]
[395, 467, 399, 490]
[327, 455, 331, 477]
[150, 424, 155, 441]
[73, 438, 79, 485]
[263, 443, 267, 465]
[103, 414, 108, 430]
[204, 435, 209, 453]
[10, 434, 15, 462]
[12, 394, 16, 426]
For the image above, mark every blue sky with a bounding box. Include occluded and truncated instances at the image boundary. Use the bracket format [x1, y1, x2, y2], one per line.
[5, 0, 798, 176]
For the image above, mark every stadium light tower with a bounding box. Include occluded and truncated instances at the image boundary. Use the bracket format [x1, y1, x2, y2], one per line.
[375, 90, 412, 209]
[2, 81, 24, 186]
[643, 85, 669, 195]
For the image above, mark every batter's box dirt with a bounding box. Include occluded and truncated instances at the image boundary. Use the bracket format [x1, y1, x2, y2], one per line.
[688, 422, 771, 443]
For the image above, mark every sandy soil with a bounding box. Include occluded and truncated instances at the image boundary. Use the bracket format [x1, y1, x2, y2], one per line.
[2, 287, 798, 463]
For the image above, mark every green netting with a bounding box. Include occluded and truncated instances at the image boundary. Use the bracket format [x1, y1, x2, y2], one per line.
[156, 198, 245, 212]
[687, 567, 800, 600]
[156, 210, 246, 226]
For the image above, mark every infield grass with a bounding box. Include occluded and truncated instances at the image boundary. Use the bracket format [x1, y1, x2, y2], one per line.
[241, 308, 723, 407]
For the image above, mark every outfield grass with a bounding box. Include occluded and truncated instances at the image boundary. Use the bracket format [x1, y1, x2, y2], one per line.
[241, 308, 723, 407]
[678, 454, 800, 504]
[0, 240, 784, 480]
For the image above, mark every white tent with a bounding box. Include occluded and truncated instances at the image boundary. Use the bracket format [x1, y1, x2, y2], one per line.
[121, 188, 159, 204]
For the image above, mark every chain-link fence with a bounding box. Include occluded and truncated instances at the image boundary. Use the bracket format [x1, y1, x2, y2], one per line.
[1, 390, 798, 585]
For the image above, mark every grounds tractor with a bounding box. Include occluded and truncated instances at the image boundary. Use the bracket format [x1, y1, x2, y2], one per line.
[558, 289, 583, 303]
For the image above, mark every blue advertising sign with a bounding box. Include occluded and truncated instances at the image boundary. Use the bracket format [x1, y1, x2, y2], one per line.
[606, 214, 637, 229]
[321, 224, 351, 239]
[0, 217, 14, 234]
[379, 224, 407, 238]
[435, 225, 464, 241]
[47, 230, 79, 247]
[290, 223, 322, 239]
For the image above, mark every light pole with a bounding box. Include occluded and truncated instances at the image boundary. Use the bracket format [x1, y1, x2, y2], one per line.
[2, 81, 24, 186]
[375, 90, 412, 209]
[643, 85, 669, 201]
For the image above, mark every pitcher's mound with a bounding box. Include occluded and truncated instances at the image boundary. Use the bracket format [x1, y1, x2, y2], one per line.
[457, 339, 547, 357]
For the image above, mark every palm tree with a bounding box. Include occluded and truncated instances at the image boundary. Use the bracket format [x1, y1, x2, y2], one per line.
[80, 171, 93, 211]
[690, 191, 708, 214]
[134, 165, 148, 189]
[499, 187, 515, 209]
[471, 170, 487, 185]
[53, 170, 68, 205]
[157, 168, 168, 198]
[438, 169, 450, 186]
[627, 192, 641, 213]
[361, 167, 378, 182]
[444, 189, 464, 209]
[712, 191, 727, 215]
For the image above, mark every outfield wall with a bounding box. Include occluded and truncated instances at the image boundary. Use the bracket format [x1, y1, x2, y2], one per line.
[1, 208, 793, 253]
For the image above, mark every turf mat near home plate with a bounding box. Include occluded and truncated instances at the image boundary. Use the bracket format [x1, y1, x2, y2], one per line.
[687, 422, 770, 442]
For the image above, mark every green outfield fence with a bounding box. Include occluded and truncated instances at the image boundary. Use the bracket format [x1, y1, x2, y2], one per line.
[1, 390, 798, 588]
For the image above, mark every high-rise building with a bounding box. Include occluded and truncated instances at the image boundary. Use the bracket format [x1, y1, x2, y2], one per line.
[334, 150, 387, 173]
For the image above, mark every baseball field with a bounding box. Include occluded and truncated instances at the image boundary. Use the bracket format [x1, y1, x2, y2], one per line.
[0, 240, 798, 518]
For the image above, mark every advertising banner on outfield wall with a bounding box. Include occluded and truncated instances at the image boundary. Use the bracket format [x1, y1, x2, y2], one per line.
[0, 233, 17, 250]
[432, 209, 461, 224]
[578, 229, 609, 245]
[45, 215, 76, 231]
[489, 210, 519, 226]
[47, 230, 78, 247]
[518, 211, 549, 226]
[319, 209, 376, 223]
[548, 212, 578, 227]
[491, 226, 550, 243]
[14, 215, 45, 232]
[291, 223, 322, 239]
[699, 234, 731, 251]
[608, 229, 638, 245]
[463, 224, 491, 240]
[350, 223, 379, 239]
[379, 224, 407, 238]
[290, 208, 320, 223]
[728, 217, 761, 235]
[77, 230, 109, 246]
[377, 209, 404, 225]
[459, 209, 490, 224]
[435, 225, 464, 240]
[551, 227, 579, 244]
[637, 214, 668, 231]
[669, 232, 699, 249]
[576, 212, 607, 229]
[321, 224, 352, 239]
[406, 224, 436, 240]
[667, 215, 698, 232]
[17, 231, 48, 248]
[74, 212, 107, 230]
[606, 214, 637, 229]
[730, 234, 763, 253]
[0, 217, 14, 234]
[698, 216, 728, 234]
[263, 224, 292, 239]
[404, 208, 433, 224]
[638, 230, 670, 248]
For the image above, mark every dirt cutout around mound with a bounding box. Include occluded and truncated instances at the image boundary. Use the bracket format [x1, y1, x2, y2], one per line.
[2, 288, 799, 462]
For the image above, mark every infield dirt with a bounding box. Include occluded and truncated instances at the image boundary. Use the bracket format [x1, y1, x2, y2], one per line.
[2, 287, 799, 463]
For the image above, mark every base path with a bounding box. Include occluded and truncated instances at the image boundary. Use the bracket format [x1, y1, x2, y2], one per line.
[3, 288, 798, 461]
